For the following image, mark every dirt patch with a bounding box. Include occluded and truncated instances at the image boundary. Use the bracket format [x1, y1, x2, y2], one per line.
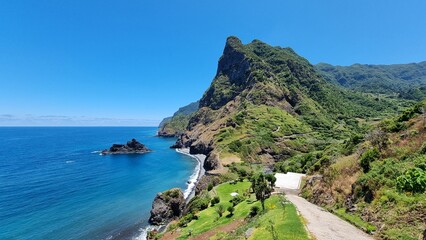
[221, 155, 241, 165]
[189, 219, 245, 240]
[160, 219, 244, 240]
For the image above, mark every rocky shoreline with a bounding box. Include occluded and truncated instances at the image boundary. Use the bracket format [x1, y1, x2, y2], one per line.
[142, 148, 206, 239]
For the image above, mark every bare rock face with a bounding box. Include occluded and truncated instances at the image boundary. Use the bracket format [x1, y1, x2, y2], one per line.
[101, 139, 151, 155]
[194, 175, 221, 195]
[148, 188, 185, 225]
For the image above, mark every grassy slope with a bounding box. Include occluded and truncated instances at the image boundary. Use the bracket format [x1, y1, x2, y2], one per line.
[177, 181, 253, 239]
[162, 180, 308, 240]
[248, 199, 309, 240]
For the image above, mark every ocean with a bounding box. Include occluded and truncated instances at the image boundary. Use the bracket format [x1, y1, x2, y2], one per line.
[0, 127, 198, 240]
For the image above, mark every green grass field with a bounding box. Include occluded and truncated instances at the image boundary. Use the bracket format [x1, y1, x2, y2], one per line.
[177, 180, 255, 239]
[172, 180, 310, 240]
[248, 196, 309, 240]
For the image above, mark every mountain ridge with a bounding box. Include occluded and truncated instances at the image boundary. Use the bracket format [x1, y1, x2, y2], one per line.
[174, 36, 408, 174]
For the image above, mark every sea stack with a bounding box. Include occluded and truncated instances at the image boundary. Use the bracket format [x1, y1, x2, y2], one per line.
[101, 138, 151, 155]
[148, 188, 185, 225]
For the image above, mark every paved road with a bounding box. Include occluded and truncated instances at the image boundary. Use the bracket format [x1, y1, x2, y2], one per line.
[285, 193, 374, 240]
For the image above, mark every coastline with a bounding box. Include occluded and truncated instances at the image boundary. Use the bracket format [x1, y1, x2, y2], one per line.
[175, 148, 206, 201]
[136, 148, 206, 240]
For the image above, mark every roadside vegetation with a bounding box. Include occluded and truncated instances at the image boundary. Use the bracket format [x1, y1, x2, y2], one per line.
[301, 100, 426, 240]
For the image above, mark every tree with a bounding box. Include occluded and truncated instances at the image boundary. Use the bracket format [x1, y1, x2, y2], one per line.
[250, 173, 276, 210]
[216, 204, 225, 217]
[227, 206, 235, 215]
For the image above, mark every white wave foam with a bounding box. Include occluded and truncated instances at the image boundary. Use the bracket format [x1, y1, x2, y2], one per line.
[133, 225, 159, 240]
[134, 149, 204, 240]
[91, 150, 102, 154]
[175, 149, 202, 199]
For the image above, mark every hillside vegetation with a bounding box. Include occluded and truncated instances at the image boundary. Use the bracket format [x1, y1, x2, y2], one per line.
[178, 36, 410, 173]
[317, 62, 426, 100]
[153, 180, 309, 240]
[301, 100, 426, 239]
[158, 37, 425, 239]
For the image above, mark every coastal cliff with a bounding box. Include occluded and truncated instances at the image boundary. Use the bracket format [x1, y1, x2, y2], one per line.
[174, 36, 401, 173]
[158, 101, 199, 137]
[148, 188, 185, 225]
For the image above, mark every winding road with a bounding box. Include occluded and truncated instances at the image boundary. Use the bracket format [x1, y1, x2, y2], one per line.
[284, 191, 374, 240]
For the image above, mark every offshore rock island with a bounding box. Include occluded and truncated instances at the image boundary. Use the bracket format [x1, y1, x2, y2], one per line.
[101, 138, 151, 155]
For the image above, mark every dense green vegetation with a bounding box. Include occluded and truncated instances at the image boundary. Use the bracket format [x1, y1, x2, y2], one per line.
[301, 100, 426, 239]
[161, 37, 426, 240]
[190, 37, 412, 171]
[316, 62, 426, 100]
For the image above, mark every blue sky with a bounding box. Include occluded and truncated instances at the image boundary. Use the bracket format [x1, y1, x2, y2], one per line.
[0, 0, 425, 126]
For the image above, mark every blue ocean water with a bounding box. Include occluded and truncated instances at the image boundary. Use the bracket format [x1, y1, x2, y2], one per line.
[0, 127, 197, 240]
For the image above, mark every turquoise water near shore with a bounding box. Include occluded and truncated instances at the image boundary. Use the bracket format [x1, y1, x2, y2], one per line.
[0, 127, 197, 240]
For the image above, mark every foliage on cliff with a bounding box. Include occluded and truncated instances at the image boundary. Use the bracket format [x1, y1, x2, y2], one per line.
[158, 101, 199, 137]
[179, 36, 410, 171]
[301, 100, 426, 240]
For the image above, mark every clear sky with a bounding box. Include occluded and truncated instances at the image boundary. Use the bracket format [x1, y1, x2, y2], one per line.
[0, 0, 425, 126]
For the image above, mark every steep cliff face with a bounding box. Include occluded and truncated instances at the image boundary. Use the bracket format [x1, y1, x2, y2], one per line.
[148, 188, 185, 225]
[176, 36, 403, 173]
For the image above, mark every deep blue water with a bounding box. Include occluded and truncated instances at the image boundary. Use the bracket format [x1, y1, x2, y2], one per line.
[0, 127, 197, 240]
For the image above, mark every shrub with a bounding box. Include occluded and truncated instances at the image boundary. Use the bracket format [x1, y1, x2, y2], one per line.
[249, 205, 260, 217]
[178, 213, 197, 227]
[360, 148, 380, 172]
[186, 191, 211, 213]
[229, 195, 245, 206]
[396, 167, 426, 193]
[216, 205, 225, 217]
[210, 196, 220, 206]
[229, 140, 242, 152]
[207, 183, 213, 191]
[227, 206, 235, 215]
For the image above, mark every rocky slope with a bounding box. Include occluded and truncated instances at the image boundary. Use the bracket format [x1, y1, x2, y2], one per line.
[175, 36, 406, 173]
[158, 101, 199, 137]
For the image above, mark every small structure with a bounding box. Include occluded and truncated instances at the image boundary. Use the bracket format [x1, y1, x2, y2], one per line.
[274, 172, 306, 190]
[230, 192, 239, 197]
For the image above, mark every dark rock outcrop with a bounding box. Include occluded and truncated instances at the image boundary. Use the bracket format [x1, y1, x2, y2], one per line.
[101, 139, 151, 155]
[194, 175, 221, 196]
[148, 188, 185, 225]
[204, 152, 220, 171]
